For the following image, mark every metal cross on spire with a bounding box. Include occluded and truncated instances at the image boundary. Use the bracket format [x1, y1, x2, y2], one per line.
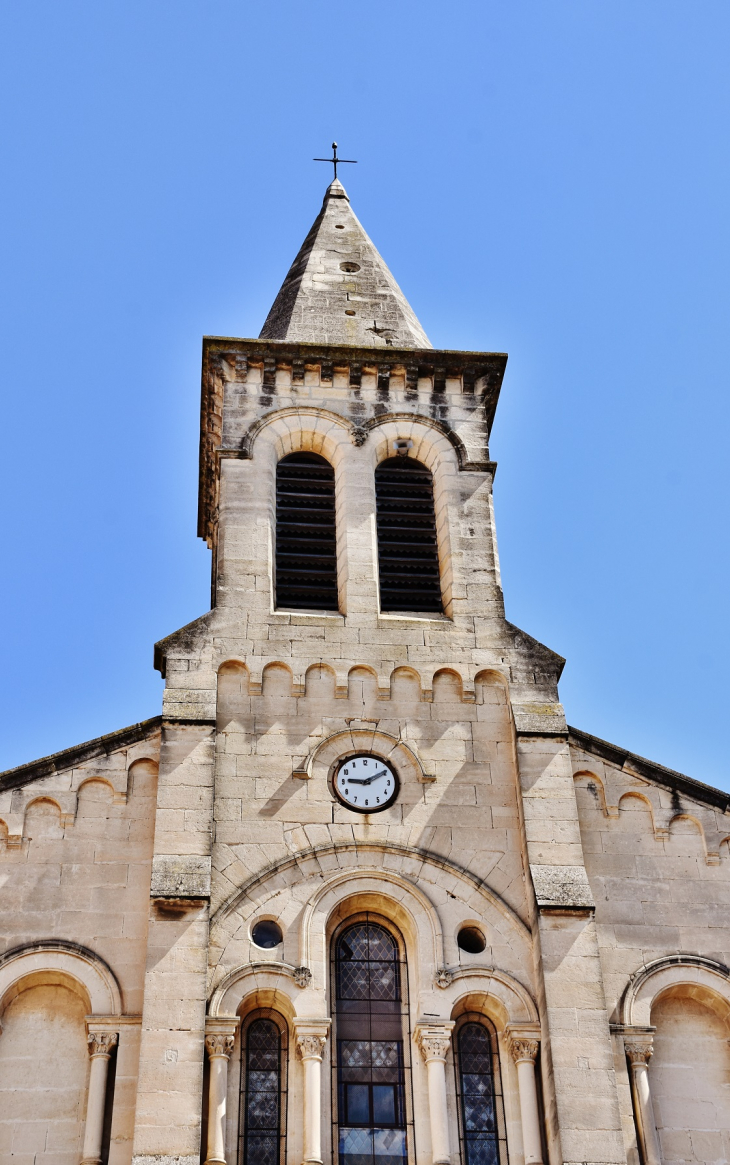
[313, 142, 357, 182]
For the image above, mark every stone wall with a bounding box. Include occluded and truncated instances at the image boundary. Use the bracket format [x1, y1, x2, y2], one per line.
[0, 730, 160, 1165]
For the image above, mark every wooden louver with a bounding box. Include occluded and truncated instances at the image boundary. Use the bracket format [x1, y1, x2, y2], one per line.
[375, 457, 443, 613]
[275, 452, 339, 610]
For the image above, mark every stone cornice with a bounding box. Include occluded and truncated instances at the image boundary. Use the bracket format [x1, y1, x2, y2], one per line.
[568, 725, 730, 813]
[197, 336, 507, 548]
[0, 716, 162, 794]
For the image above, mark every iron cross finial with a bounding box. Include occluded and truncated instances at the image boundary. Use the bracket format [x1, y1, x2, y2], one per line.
[313, 142, 357, 182]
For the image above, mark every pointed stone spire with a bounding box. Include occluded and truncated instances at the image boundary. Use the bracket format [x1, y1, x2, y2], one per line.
[260, 180, 431, 349]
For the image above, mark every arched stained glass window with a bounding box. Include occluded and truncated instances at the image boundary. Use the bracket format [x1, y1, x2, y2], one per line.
[275, 452, 338, 611]
[240, 1015, 286, 1165]
[374, 457, 442, 613]
[454, 1018, 508, 1165]
[334, 921, 410, 1165]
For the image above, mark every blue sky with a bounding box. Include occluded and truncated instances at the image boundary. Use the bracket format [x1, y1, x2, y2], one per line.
[0, 1, 728, 790]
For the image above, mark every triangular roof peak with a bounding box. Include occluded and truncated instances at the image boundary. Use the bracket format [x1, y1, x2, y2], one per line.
[260, 180, 431, 349]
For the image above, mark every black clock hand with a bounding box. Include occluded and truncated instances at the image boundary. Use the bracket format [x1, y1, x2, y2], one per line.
[344, 770, 388, 786]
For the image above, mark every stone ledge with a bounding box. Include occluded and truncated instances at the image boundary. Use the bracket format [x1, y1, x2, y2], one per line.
[530, 864, 595, 911]
[150, 855, 212, 899]
[133, 1157, 199, 1165]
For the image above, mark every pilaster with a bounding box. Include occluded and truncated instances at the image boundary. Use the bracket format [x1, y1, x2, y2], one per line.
[132, 720, 216, 1165]
[516, 734, 627, 1165]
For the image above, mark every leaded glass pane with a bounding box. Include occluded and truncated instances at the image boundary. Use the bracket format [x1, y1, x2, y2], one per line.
[457, 1022, 503, 1165]
[244, 1019, 281, 1165]
[335, 923, 407, 1165]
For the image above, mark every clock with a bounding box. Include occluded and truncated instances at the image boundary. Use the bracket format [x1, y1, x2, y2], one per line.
[333, 754, 399, 813]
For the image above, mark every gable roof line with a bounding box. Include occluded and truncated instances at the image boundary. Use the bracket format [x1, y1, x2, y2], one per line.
[568, 725, 730, 814]
[0, 716, 162, 794]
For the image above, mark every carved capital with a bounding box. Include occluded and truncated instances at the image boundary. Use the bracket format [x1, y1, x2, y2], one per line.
[625, 1038, 654, 1067]
[415, 1023, 454, 1063]
[205, 1032, 235, 1060]
[294, 966, 313, 989]
[507, 1035, 539, 1065]
[296, 1033, 328, 1061]
[87, 1031, 118, 1058]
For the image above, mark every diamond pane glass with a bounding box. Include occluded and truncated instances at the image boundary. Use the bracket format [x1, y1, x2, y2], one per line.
[457, 1023, 502, 1165]
[244, 1019, 281, 1165]
[336, 924, 407, 1165]
[336, 923, 399, 1002]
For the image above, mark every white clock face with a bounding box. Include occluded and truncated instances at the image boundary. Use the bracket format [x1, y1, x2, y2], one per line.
[333, 754, 399, 813]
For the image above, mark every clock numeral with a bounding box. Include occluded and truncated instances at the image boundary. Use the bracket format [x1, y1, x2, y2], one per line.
[376, 797, 380, 804]
[344, 768, 349, 776]
[353, 796, 358, 803]
[365, 799, 369, 806]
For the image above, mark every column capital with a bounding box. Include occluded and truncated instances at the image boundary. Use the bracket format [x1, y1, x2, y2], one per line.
[205, 1032, 235, 1060]
[294, 1019, 330, 1061]
[505, 1025, 540, 1065]
[624, 1030, 655, 1067]
[87, 1030, 118, 1058]
[414, 1022, 454, 1063]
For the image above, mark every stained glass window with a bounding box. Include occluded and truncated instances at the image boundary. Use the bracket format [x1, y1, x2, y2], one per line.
[334, 922, 409, 1165]
[454, 1019, 508, 1165]
[241, 1016, 285, 1165]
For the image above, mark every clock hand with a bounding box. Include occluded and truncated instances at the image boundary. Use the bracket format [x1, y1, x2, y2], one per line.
[345, 770, 388, 787]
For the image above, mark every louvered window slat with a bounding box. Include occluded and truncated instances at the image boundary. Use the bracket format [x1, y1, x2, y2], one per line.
[275, 452, 339, 610]
[375, 458, 443, 613]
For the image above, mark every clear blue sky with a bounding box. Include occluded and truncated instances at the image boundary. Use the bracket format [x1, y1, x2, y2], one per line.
[1, 1, 728, 790]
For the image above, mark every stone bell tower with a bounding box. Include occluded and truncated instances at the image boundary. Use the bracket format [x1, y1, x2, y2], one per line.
[133, 178, 629, 1165]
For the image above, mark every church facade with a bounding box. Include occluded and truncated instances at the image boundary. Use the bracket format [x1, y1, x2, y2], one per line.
[1, 179, 729, 1165]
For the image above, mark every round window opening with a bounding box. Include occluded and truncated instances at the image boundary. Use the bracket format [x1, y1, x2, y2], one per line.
[340, 261, 361, 272]
[457, 925, 486, 954]
[251, 919, 283, 949]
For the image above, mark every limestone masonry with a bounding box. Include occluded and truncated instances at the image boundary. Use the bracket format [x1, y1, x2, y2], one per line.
[1, 179, 728, 1165]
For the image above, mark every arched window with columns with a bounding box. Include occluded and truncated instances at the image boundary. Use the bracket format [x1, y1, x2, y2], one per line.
[275, 452, 338, 611]
[453, 1015, 508, 1165]
[374, 457, 442, 613]
[239, 1011, 287, 1165]
[332, 918, 411, 1165]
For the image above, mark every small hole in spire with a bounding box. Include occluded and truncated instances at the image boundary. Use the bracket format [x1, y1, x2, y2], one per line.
[345, 310, 356, 316]
[340, 262, 361, 272]
[335, 224, 345, 229]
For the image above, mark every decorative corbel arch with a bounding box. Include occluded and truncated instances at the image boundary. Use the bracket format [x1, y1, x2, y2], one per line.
[209, 962, 302, 1019]
[240, 406, 353, 466]
[445, 970, 539, 1032]
[0, 939, 123, 1017]
[293, 727, 431, 784]
[299, 867, 445, 971]
[359, 412, 473, 471]
[619, 953, 730, 1028]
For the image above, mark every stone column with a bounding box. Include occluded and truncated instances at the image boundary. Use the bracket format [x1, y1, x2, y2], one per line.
[204, 1018, 240, 1165]
[507, 1030, 543, 1165]
[624, 1033, 661, 1165]
[415, 1023, 455, 1165]
[294, 1021, 330, 1165]
[82, 1029, 119, 1165]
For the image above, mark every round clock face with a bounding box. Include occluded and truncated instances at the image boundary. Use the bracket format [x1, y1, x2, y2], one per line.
[333, 754, 399, 813]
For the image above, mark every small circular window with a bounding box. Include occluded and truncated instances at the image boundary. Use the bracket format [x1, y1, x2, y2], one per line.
[457, 925, 486, 954]
[340, 261, 361, 272]
[251, 919, 283, 949]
